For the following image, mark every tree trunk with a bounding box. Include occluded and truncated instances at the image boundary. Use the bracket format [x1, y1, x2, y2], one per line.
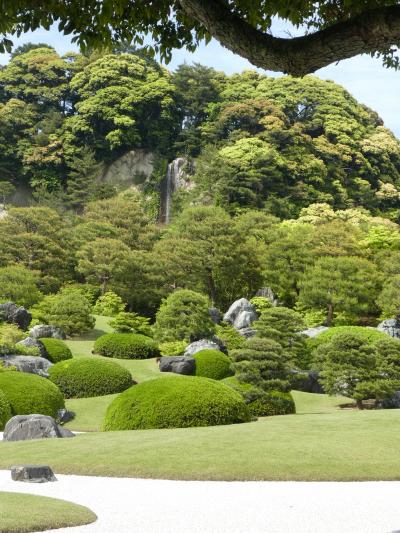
[326, 303, 334, 327]
[356, 399, 364, 410]
[178, 1, 400, 76]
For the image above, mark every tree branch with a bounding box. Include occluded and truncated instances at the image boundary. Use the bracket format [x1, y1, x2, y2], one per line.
[178, 0, 400, 76]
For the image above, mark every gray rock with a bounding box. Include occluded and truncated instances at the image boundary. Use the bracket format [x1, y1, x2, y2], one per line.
[208, 307, 222, 324]
[4, 414, 75, 441]
[0, 355, 52, 378]
[11, 465, 57, 483]
[29, 324, 66, 340]
[0, 302, 31, 330]
[224, 298, 258, 330]
[159, 356, 196, 375]
[17, 336, 47, 357]
[256, 287, 279, 306]
[238, 327, 257, 338]
[57, 408, 75, 424]
[301, 326, 329, 338]
[184, 339, 221, 357]
[377, 319, 400, 339]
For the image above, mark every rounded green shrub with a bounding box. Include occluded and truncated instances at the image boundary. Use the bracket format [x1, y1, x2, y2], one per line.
[0, 372, 64, 418]
[40, 338, 73, 363]
[222, 377, 296, 417]
[48, 357, 133, 398]
[93, 333, 159, 359]
[193, 349, 233, 380]
[103, 376, 250, 430]
[308, 326, 389, 351]
[0, 389, 12, 429]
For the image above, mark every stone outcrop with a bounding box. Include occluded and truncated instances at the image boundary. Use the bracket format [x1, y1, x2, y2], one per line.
[184, 339, 221, 357]
[17, 337, 47, 357]
[0, 302, 31, 330]
[377, 318, 400, 339]
[224, 298, 258, 331]
[158, 356, 196, 375]
[11, 464, 57, 483]
[100, 149, 154, 189]
[4, 414, 75, 441]
[0, 355, 52, 378]
[29, 324, 66, 340]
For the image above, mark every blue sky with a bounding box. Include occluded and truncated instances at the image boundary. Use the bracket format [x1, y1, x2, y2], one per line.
[1, 25, 399, 137]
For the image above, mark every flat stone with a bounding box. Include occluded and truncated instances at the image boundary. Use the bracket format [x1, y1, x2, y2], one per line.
[0, 355, 52, 378]
[11, 465, 57, 483]
[4, 414, 75, 441]
[184, 339, 221, 356]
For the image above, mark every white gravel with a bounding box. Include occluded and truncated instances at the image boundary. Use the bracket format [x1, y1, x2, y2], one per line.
[1, 470, 400, 533]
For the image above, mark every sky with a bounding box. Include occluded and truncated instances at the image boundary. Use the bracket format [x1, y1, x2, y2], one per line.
[1, 24, 399, 137]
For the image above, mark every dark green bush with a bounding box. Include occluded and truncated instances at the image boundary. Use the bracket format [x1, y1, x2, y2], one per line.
[48, 357, 133, 398]
[40, 338, 73, 363]
[103, 376, 250, 430]
[194, 349, 233, 380]
[308, 326, 388, 351]
[222, 376, 296, 417]
[93, 333, 160, 359]
[0, 372, 64, 417]
[0, 388, 12, 429]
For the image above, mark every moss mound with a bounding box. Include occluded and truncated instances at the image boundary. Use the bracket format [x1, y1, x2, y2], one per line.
[0, 372, 64, 418]
[308, 326, 388, 350]
[49, 357, 133, 398]
[193, 349, 233, 380]
[0, 388, 12, 429]
[40, 338, 73, 363]
[222, 377, 296, 417]
[93, 333, 159, 359]
[103, 376, 250, 430]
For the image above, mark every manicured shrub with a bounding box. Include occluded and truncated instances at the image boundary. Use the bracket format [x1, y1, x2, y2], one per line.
[154, 289, 215, 342]
[194, 349, 233, 380]
[0, 389, 12, 430]
[0, 372, 64, 417]
[32, 287, 95, 336]
[93, 333, 159, 359]
[222, 377, 296, 417]
[40, 338, 73, 363]
[308, 326, 389, 351]
[159, 340, 187, 356]
[103, 376, 250, 430]
[109, 312, 152, 335]
[48, 357, 133, 398]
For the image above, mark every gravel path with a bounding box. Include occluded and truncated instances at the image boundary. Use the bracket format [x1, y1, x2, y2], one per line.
[1, 470, 400, 532]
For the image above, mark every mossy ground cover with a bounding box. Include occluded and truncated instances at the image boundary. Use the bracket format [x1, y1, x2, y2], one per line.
[0, 492, 96, 532]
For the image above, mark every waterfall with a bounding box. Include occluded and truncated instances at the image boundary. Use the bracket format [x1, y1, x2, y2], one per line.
[159, 157, 187, 224]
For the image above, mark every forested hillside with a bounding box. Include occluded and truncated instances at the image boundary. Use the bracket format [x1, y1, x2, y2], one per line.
[1, 44, 400, 326]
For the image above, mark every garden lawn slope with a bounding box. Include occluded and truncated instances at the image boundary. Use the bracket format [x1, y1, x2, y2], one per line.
[0, 492, 96, 532]
[1, 408, 400, 481]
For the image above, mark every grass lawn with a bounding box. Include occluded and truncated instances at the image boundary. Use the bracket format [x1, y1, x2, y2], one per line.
[0, 492, 96, 532]
[2, 404, 400, 481]
[65, 394, 118, 432]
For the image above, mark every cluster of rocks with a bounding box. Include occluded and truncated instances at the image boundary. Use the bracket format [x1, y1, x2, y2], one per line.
[0, 302, 31, 330]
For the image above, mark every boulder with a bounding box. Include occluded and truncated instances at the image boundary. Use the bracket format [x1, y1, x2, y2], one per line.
[301, 326, 329, 338]
[0, 302, 31, 331]
[4, 414, 75, 441]
[57, 408, 75, 424]
[159, 356, 196, 375]
[29, 324, 66, 340]
[377, 319, 400, 339]
[184, 339, 221, 357]
[0, 355, 52, 378]
[17, 336, 47, 357]
[11, 465, 57, 483]
[224, 298, 258, 330]
[238, 327, 256, 338]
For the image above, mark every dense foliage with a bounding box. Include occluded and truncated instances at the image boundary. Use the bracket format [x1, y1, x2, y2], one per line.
[0, 372, 64, 417]
[193, 349, 233, 381]
[40, 338, 73, 363]
[93, 333, 160, 359]
[49, 357, 133, 398]
[103, 376, 250, 431]
[0, 388, 11, 430]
